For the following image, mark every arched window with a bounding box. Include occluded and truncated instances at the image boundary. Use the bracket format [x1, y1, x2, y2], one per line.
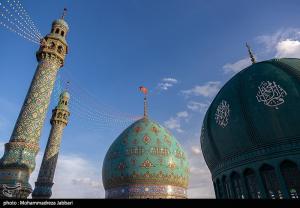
[61, 31, 65, 37]
[280, 160, 300, 199]
[55, 28, 60, 34]
[50, 42, 55, 49]
[216, 179, 224, 199]
[244, 169, 261, 199]
[260, 164, 282, 199]
[57, 45, 63, 54]
[231, 172, 246, 199]
[57, 112, 62, 118]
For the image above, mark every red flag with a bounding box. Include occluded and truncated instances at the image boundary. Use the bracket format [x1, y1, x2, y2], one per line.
[139, 86, 148, 95]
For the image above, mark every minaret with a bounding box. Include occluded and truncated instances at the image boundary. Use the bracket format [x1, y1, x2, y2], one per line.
[32, 91, 70, 199]
[0, 9, 69, 198]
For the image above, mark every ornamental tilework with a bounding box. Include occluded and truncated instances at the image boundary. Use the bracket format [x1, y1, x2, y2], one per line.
[11, 60, 60, 143]
[143, 135, 151, 144]
[0, 18, 69, 199]
[32, 92, 70, 199]
[1, 59, 60, 174]
[44, 125, 64, 161]
[141, 160, 155, 168]
[0, 39, 67, 199]
[102, 118, 189, 198]
[105, 185, 187, 199]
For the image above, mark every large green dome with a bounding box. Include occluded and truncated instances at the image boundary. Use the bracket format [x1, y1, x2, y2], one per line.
[102, 117, 189, 198]
[201, 58, 300, 178]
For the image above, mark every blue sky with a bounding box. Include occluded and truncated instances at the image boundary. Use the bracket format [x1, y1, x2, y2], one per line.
[1, 0, 300, 198]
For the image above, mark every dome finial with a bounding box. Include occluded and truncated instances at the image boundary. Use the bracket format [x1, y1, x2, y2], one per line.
[139, 86, 148, 118]
[61, 8, 67, 19]
[246, 42, 256, 64]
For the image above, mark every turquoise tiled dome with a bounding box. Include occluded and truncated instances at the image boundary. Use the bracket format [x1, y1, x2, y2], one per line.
[102, 117, 189, 198]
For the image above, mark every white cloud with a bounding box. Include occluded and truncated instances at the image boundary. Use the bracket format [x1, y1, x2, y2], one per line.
[187, 101, 209, 113]
[0, 142, 5, 154]
[187, 156, 214, 199]
[276, 39, 300, 58]
[25, 152, 104, 198]
[162, 78, 178, 84]
[181, 139, 215, 198]
[223, 57, 251, 74]
[158, 83, 172, 90]
[255, 28, 300, 58]
[182, 81, 221, 98]
[164, 111, 190, 133]
[256, 28, 300, 53]
[164, 117, 183, 133]
[72, 177, 101, 188]
[222, 28, 300, 77]
[191, 146, 201, 155]
[157, 77, 178, 91]
[176, 111, 188, 118]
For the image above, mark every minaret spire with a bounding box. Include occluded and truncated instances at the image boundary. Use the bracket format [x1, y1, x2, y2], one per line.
[139, 86, 148, 118]
[246, 42, 256, 64]
[61, 8, 67, 19]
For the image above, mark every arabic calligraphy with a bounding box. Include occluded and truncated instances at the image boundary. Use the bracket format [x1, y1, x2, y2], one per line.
[215, 100, 230, 128]
[256, 81, 287, 109]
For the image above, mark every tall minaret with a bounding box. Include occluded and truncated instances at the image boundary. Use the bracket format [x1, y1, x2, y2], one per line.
[0, 9, 69, 198]
[32, 91, 70, 199]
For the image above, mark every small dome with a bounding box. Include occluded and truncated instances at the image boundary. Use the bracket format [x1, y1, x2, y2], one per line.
[201, 58, 300, 177]
[52, 19, 69, 31]
[102, 118, 189, 198]
[60, 91, 70, 99]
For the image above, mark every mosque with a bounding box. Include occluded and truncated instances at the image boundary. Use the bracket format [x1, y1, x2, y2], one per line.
[0, 10, 300, 199]
[201, 47, 300, 199]
[0, 11, 190, 199]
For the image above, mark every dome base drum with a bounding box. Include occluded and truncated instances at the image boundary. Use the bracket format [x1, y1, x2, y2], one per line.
[105, 185, 187, 199]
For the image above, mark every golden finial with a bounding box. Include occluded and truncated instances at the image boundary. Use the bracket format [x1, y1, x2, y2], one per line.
[61, 8, 67, 19]
[246, 42, 256, 64]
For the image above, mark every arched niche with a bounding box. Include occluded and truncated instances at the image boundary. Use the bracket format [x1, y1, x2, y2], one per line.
[244, 168, 261, 199]
[280, 160, 300, 199]
[260, 164, 282, 199]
